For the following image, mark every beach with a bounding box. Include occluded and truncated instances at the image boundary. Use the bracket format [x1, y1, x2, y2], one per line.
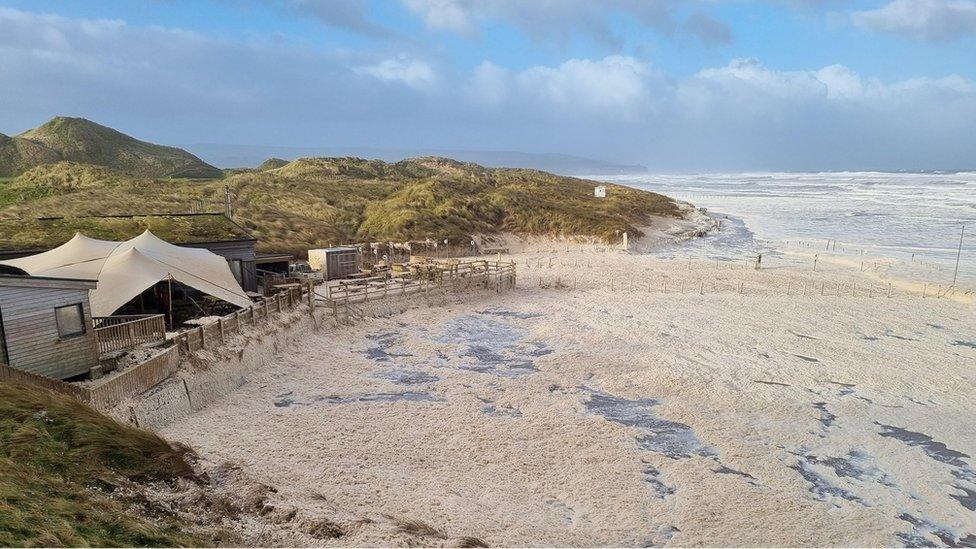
[158, 227, 976, 547]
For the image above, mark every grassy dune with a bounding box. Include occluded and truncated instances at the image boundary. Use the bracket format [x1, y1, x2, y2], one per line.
[0, 157, 676, 256]
[1, 117, 221, 179]
[0, 382, 207, 547]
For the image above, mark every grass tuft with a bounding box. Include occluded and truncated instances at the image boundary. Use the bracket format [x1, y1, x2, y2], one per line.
[0, 381, 208, 547]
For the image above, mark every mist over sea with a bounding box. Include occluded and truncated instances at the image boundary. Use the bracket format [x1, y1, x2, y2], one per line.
[596, 171, 976, 285]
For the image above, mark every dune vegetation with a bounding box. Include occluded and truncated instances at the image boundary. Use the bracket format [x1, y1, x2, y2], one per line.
[1, 117, 221, 178]
[0, 118, 678, 256]
[0, 382, 208, 547]
[0, 157, 677, 256]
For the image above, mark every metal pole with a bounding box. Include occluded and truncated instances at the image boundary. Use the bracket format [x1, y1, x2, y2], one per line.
[167, 277, 173, 330]
[952, 224, 965, 287]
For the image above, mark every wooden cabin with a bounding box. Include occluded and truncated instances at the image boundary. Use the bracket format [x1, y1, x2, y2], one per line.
[0, 275, 100, 380]
[0, 213, 261, 292]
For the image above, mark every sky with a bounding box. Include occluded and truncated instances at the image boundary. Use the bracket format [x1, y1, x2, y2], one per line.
[0, 0, 975, 172]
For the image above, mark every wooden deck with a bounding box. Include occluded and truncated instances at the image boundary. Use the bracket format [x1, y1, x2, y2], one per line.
[93, 314, 166, 356]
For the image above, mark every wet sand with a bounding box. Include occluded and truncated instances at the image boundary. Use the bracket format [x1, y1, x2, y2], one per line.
[161, 245, 976, 547]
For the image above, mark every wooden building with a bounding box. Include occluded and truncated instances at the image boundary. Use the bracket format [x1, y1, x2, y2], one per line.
[0, 213, 261, 292]
[0, 274, 100, 380]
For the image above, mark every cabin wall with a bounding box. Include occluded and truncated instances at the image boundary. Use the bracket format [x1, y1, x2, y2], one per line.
[181, 240, 258, 293]
[0, 285, 99, 379]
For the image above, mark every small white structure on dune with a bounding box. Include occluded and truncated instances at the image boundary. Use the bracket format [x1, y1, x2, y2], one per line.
[594, 185, 607, 198]
[0, 230, 252, 316]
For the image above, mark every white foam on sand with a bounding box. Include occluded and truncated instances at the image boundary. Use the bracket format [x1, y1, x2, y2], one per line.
[160, 237, 976, 547]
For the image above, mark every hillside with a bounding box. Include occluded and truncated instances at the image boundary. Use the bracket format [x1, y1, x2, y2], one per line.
[0, 132, 62, 177]
[0, 381, 208, 546]
[257, 157, 289, 171]
[0, 156, 678, 256]
[0, 117, 222, 178]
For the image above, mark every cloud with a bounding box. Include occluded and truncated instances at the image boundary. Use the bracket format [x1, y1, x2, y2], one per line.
[398, 0, 727, 47]
[469, 61, 511, 104]
[668, 58, 976, 169]
[687, 57, 975, 107]
[852, 0, 976, 41]
[684, 12, 734, 45]
[255, 1, 394, 38]
[400, 0, 477, 34]
[1, 7, 974, 171]
[0, 7, 443, 144]
[518, 56, 652, 114]
[468, 56, 655, 118]
[355, 55, 438, 89]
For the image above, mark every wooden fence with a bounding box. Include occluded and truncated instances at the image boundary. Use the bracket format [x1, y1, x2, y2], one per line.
[1, 345, 178, 411]
[0, 361, 91, 401]
[323, 260, 516, 309]
[169, 283, 312, 354]
[86, 346, 181, 410]
[93, 314, 166, 356]
[529, 272, 971, 300]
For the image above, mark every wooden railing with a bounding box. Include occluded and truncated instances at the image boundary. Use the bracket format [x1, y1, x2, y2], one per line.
[93, 314, 166, 356]
[171, 284, 312, 355]
[323, 260, 516, 307]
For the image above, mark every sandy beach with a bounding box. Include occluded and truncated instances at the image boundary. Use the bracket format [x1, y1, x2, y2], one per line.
[158, 226, 975, 547]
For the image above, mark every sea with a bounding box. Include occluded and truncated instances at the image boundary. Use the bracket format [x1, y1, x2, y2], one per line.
[591, 171, 976, 287]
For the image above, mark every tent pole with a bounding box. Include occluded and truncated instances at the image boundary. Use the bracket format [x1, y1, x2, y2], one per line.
[167, 277, 173, 330]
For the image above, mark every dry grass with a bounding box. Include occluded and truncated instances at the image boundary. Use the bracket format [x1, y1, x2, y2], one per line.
[389, 516, 448, 539]
[0, 156, 678, 257]
[456, 535, 490, 547]
[10, 117, 222, 178]
[0, 381, 209, 547]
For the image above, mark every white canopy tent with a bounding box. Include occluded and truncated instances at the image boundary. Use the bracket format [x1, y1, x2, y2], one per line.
[0, 230, 252, 316]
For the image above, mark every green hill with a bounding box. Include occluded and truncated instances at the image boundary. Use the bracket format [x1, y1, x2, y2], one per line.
[0, 117, 222, 178]
[0, 154, 678, 257]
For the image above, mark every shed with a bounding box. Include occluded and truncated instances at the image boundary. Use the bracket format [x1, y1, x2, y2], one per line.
[0, 275, 99, 380]
[308, 247, 360, 280]
[0, 213, 260, 292]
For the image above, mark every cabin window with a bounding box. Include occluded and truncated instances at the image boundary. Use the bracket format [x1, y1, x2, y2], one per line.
[55, 303, 86, 339]
[228, 259, 243, 285]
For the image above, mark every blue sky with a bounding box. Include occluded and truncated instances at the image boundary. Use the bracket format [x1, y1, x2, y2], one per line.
[1, 0, 975, 171]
